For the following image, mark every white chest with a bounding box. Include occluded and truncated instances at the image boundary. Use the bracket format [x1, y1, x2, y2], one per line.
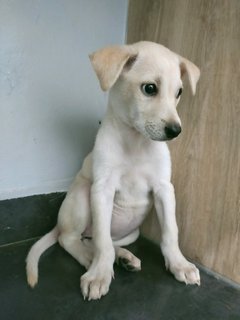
[116, 164, 152, 204]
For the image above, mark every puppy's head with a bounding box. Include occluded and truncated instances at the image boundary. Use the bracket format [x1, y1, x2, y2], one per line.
[89, 41, 200, 141]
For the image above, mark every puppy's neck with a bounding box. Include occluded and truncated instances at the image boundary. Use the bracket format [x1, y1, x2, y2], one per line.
[105, 102, 151, 151]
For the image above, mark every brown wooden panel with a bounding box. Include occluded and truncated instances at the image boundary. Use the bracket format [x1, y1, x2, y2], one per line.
[127, 0, 240, 283]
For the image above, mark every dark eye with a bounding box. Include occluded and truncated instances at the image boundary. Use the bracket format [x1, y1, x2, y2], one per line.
[176, 87, 183, 99]
[141, 83, 158, 96]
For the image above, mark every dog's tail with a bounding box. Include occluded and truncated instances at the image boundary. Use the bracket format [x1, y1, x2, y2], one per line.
[26, 226, 59, 288]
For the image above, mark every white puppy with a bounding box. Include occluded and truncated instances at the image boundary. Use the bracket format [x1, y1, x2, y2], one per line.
[26, 41, 200, 300]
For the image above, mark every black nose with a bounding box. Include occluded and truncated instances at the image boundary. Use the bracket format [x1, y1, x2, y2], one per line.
[165, 123, 182, 139]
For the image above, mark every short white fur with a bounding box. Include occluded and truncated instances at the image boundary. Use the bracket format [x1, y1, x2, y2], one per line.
[26, 41, 200, 300]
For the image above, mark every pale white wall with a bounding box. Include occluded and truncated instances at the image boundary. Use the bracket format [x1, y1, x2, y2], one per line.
[0, 0, 128, 200]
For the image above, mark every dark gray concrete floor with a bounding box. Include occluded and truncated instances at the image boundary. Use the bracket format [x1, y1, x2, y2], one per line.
[0, 194, 240, 319]
[1, 237, 240, 320]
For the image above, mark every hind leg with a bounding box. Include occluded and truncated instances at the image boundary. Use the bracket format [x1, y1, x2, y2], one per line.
[115, 247, 141, 272]
[114, 229, 141, 272]
[59, 234, 93, 269]
[58, 174, 93, 269]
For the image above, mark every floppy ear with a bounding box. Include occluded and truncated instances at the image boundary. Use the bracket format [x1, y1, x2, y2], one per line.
[89, 45, 136, 91]
[179, 56, 200, 95]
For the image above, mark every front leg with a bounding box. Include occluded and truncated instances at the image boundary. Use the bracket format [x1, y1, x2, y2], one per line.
[153, 181, 200, 285]
[81, 178, 116, 300]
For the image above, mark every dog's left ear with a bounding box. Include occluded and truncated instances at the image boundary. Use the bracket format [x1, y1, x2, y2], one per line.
[89, 45, 137, 91]
[179, 56, 200, 95]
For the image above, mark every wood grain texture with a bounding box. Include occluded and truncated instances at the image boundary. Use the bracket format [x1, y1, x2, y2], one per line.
[127, 0, 240, 283]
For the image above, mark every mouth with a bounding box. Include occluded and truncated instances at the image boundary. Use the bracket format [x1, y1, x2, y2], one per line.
[144, 125, 167, 142]
[150, 135, 174, 142]
[133, 121, 181, 142]
[145, 122, 182, 141]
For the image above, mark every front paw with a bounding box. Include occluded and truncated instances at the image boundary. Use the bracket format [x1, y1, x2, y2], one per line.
[80, 266, 114, 300]
[169, 259, 200, 286]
